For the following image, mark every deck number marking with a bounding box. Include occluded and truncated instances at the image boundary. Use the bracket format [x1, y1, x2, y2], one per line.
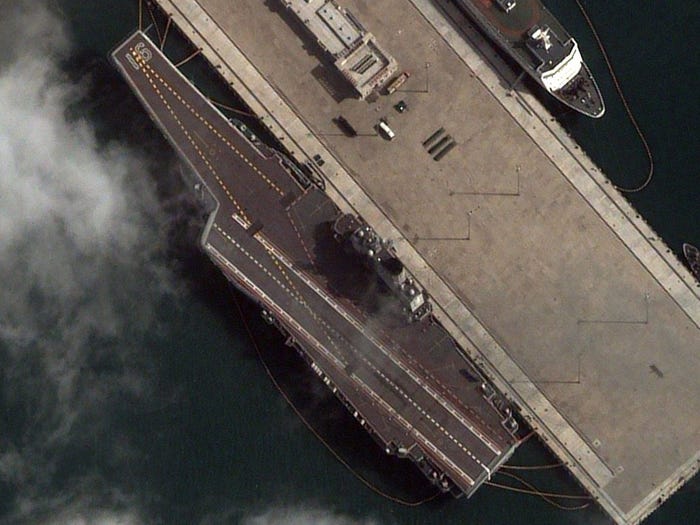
[126, 41, 152, 70]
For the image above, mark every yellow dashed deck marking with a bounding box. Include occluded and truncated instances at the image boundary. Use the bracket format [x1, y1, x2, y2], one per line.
[131, 45, 486, 473]
[134, 52, 249, 222]
[140, 59, 285, 197]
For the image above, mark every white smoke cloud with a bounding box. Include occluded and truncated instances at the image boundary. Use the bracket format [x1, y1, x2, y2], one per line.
[37, 502, 144, 525]
[0, 2, 180, 523]
[0, 11, 169, 349]
[19, 486, 145, 525]
[241, 506, 381, 525]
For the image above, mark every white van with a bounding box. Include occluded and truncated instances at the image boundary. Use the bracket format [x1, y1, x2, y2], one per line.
[377, 119, 396, 141]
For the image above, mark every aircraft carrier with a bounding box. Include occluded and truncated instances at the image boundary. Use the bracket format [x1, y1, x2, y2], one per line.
[111, 32, 520, 497]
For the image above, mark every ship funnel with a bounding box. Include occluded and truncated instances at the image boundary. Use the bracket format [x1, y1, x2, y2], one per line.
[379, 256, 406, 285]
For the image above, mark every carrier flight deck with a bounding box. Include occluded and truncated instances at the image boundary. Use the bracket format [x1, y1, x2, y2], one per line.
[111, 32, 520, 497]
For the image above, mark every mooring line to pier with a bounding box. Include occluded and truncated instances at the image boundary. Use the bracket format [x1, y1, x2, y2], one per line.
[147, 1, 164, 49]
[495, 470, 592, 501]
[486, 480, 591, 511]
[174, 47, 202, 68]
[208, 98, 256, 118]
[138, 0, 143, 31]
[502, 462, 564, 471]
[574, 0, 654, 193]
[518, 429, 536, 444]
[487, 470, 592, 511]
[232, 296, 442, 507]
[161, 15, 172, 51]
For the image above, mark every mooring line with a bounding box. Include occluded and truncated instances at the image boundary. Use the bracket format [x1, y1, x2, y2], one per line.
[161, 15, 172, 50]
[502, 462, 564, 471]
[138, 0, 143, 31]
[209, 98, 256, 118]
[146, 1, 163, 49]
[174, 48, 202, 68]
[574, 0, 654, 193]
[488, 470, 591, 511]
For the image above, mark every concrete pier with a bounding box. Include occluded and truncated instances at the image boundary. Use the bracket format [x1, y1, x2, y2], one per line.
[147, 1, 700, 522]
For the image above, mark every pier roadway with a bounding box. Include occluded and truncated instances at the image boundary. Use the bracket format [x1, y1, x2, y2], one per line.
[112, 32, 518, 496]
[146, 1, 700, 523]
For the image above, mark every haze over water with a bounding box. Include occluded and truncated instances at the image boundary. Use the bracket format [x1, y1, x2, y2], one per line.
[0, 1, 697, 524]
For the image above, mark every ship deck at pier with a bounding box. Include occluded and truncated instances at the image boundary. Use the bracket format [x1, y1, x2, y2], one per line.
[111, 32, 519, 497]
[133, 0, 700, 523]
[451, 0, 605, 116]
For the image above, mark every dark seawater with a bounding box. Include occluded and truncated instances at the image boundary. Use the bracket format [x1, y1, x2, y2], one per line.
[1, 1, 697, 524]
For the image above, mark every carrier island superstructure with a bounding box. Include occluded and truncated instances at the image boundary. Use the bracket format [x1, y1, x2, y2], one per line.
[112, 32, 520, 498]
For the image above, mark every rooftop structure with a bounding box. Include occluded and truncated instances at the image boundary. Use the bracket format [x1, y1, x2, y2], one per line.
[281, 0, 398, 99]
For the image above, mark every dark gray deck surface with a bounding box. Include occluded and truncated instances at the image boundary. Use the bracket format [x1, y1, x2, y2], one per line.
[111, 32, 518, 495]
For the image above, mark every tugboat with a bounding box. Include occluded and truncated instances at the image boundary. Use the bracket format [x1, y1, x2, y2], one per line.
[683, 243, 700, 280]
[452, 0, 605, 118]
